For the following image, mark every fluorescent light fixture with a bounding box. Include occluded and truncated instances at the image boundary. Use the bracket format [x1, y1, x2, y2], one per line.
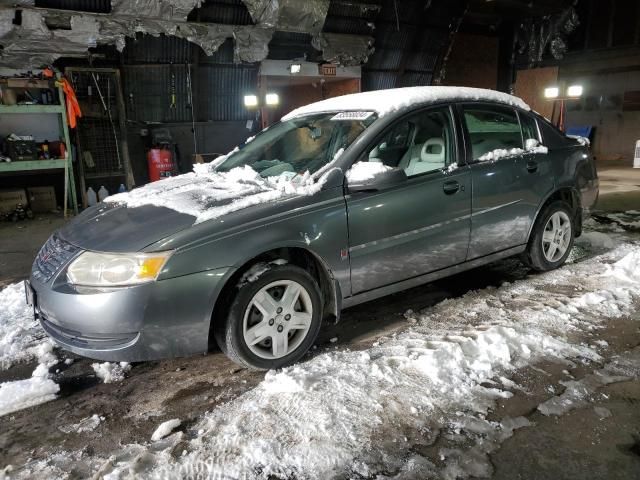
[567, 85, 583, 97]
[290, 63, 301, 74]
[244, 94, 258, 107]
[265, 93, 279, 106]
[544, 87, 559, 99]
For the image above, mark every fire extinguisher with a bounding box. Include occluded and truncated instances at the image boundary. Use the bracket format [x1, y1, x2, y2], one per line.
[147, 145, 176, 182]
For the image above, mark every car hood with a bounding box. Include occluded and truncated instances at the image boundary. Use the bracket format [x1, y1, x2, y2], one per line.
[58, 166, 337, 253]
[58, 202, 198, 252]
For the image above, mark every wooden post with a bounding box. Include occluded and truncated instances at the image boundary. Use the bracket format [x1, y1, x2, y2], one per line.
[115, 70, 135, 189]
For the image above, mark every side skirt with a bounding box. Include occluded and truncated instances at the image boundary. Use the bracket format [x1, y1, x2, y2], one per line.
[341, 245, 526, 310]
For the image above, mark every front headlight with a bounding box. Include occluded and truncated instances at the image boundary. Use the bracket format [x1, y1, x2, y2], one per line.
[67, 251, 172, 287]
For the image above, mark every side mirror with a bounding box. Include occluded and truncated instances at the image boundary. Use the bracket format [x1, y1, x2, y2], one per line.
[525, 138, 540, 150]
[348, 167, 408, 193]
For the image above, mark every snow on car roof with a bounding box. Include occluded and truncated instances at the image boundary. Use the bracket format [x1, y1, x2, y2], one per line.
[282, 86, 530, 121]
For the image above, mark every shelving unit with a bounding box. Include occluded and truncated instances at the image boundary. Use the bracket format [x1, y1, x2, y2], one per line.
[0, 79, 78, 215]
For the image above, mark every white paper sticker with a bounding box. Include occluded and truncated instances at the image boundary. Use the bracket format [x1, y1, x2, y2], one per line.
[330, 111, 375, 121]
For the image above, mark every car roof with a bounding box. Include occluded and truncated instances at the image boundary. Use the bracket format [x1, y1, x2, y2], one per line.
[282, 86, 531, 121]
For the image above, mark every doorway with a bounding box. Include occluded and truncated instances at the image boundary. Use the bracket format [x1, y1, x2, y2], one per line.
[258, 60, 361, 128]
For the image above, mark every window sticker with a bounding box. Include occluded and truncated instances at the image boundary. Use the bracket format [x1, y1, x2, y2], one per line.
[331, 111, 375, 121]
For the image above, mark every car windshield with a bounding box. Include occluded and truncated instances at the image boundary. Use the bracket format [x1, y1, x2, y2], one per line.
[215, 111, 378, 178]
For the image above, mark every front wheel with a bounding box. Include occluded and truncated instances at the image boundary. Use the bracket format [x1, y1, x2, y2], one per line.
[522, 201, 575, 272]
[215, 264, 323, 370]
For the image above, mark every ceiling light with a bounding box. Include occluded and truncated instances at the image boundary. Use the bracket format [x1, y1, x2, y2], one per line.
[244, 94, 258, 107]
[567, 85, 583, 97]
[544, 87, 559, 99]
[265, 93, 279, 106]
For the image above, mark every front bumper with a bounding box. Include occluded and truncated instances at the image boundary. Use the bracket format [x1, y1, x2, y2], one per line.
[30, 267, 232, 362]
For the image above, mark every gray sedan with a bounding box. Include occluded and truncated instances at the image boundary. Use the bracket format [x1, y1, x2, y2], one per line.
[28, 87, 599, 370]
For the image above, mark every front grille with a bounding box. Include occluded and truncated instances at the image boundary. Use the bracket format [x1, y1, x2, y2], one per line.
[32, 235, 81, 283]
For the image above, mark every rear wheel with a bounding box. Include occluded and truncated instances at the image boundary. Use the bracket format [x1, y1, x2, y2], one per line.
[522, 201, 575, 271]
[215, 264, 323, 370]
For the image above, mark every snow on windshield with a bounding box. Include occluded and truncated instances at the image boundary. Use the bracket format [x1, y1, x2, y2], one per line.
[283, 86, 530, 121]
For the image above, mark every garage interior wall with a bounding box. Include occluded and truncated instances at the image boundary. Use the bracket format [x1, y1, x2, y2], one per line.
[122, 36, 258, 185]
[440, 33, 499, 90]
[513, 67, 559, 121]
[561, 69, 640, 164]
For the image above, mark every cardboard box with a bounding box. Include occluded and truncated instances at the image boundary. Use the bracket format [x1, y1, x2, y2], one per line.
[0, 188, 28, 214]
[27, 186, 57, 213]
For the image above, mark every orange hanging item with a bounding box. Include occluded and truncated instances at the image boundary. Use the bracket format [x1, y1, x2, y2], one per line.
[56, 77, 82, 129]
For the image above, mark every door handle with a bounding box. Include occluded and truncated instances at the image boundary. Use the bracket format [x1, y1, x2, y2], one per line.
[526, 161, 538, 173]
[443, 180, 460, 195]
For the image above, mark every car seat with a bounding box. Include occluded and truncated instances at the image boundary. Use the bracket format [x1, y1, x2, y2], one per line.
[401, 138, 446, 176]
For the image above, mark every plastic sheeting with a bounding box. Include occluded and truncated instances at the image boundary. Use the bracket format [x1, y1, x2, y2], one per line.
[516, 6, 579, 67]
[242, 0, 329, 33]
[0, 6, 273, 70]
[111, 0, 202, 20]
[312, 32, 374, 66]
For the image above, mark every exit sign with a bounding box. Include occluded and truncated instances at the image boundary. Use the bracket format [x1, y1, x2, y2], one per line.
[320, 64, 337, 76]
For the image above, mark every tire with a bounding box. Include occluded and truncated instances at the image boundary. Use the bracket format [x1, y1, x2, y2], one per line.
[522, 200, 575, 272]
[214, 264, 324, 370]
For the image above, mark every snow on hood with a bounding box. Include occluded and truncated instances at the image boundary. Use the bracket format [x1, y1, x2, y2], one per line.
[104, 164, 329, 225]
[283, 86, 530, 121]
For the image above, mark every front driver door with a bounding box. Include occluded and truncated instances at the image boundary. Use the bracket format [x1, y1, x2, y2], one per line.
[345, 106, 471, 295]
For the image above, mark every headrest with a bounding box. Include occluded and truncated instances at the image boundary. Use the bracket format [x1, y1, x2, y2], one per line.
[420, 138, 445, 162]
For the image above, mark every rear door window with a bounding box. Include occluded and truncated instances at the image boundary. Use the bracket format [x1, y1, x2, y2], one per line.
[462, 106, 523, 161]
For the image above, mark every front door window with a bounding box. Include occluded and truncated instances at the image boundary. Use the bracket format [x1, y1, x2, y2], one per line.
[352, 107, 456, 178]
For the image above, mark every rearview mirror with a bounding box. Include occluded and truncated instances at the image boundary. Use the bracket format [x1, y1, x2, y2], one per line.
[348, 167, 407, 193]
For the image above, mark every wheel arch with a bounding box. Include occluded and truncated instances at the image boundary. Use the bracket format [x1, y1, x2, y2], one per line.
[207, 245, 341, 351]
[526, 186, 582, 243]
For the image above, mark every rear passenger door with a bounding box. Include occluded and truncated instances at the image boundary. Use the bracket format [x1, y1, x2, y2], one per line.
[516, 110, 555, 217]
[461, 104, 537, 259]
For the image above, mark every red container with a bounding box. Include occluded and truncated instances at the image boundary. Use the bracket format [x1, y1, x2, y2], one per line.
[147, 147, 175, 182]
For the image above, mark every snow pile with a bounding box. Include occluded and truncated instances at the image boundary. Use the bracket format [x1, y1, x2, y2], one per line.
[151, 419, 181, 441]
[283, 87, 530, 121]
[567, 135, 590, 146]
[12, 238, 640, 478]
[345, 161, 392, 182]
[575, 231, 616, 250]
[598, 212, 640, 230]
[0, 342, 59, 417]
[237, 259, 288, 286]
[91, 362, 131, 383]
[59, 414, 102, 434]
[538, 348, 640, 416]
[105, 164, 331, 225]
[478, 147, 525, 162]
[0, 282, 48, 370]
[66, 242, 635, 480]
[478, 143, 548, 162]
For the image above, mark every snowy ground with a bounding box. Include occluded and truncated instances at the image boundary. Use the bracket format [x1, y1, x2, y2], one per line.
[0, 213, 639, 479]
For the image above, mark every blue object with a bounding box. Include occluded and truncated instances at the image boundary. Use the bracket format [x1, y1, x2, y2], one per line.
[118, 183, 127, 193]
[565, 126, 592, 138]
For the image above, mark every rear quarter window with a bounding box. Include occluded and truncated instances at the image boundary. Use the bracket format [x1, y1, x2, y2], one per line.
[536, 115, 579, 149]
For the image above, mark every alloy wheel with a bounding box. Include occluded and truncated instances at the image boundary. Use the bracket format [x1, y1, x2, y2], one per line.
[542, 211, 572, 262]
[242, 280, 313, 359]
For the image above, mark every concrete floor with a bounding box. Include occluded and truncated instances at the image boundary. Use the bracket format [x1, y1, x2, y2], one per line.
[0, 166, 638, 478]
[0, 214, 67, 289]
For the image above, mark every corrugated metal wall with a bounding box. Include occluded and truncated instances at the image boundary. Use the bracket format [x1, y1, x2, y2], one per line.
[122, 36, 257, 123]
[322, 0, 466, 91]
